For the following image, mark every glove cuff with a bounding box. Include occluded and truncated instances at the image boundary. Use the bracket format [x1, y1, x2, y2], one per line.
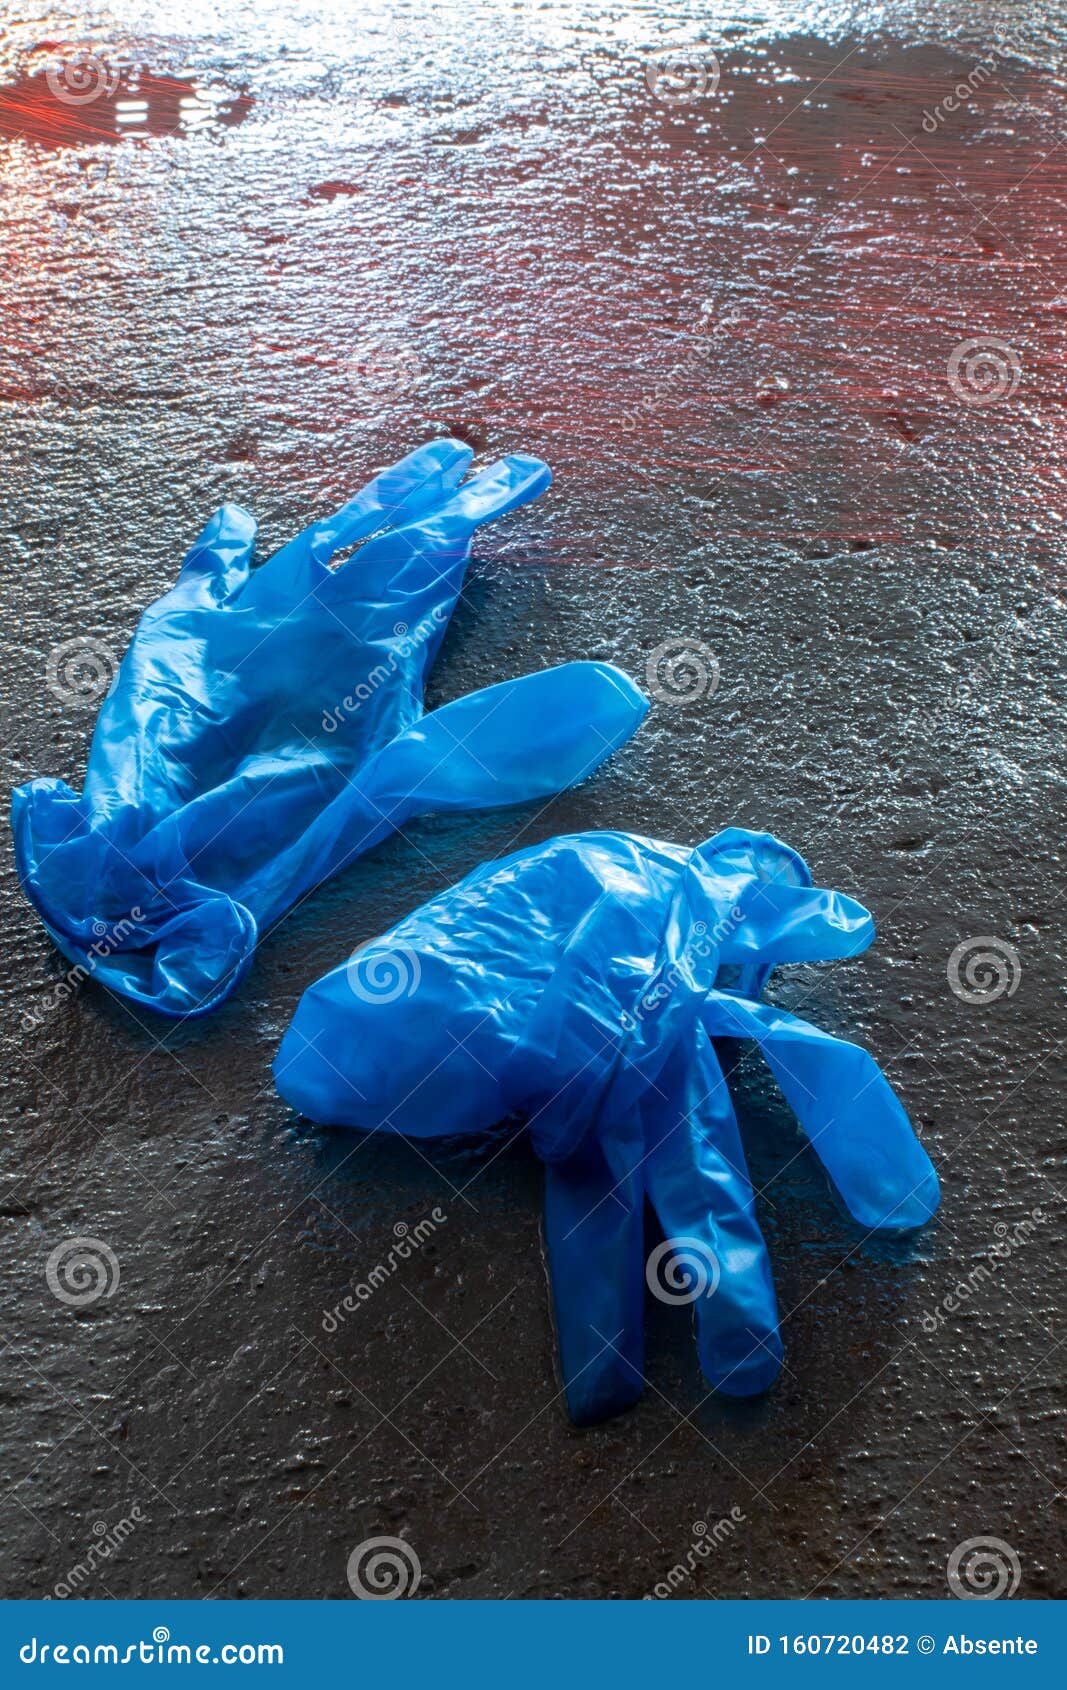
[13, 780, 256, 1019]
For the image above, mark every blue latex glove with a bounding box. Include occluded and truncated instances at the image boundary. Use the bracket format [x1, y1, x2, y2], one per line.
[274, 827, 940, 1424]
[13, 441, 647, 1017]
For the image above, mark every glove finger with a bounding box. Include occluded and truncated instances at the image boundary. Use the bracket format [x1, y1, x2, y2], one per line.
[331, 453, 551, 603]
[250, 665, 644, 927]
[306, 436, 474, 558]
[642, 1037, 782, 1397]
[713, 878, 875, 969]
[364, 662, 648, 816]
[700, 827, 812, 889]
[254, 438, 475, 596]
[177, 504, 257, 600]
[694, 828, 811, 999]
[703, 993, 940, 1232]
[420, 451, 551, 530]
[542, 1132, 646, 1425]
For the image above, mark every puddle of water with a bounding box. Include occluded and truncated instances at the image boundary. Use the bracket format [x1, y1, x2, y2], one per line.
[0, 64, 252, 148]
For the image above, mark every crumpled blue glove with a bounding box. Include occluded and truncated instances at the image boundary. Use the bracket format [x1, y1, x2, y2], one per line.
[13, 440, 647, 1018]
[274, 826, 940, 1424]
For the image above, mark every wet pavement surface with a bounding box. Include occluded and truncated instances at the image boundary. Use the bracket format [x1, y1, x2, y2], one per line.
[1, 1, 1064, 1600]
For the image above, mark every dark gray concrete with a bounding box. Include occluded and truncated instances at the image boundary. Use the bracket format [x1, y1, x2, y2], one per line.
[0, 2, 1063, 1600]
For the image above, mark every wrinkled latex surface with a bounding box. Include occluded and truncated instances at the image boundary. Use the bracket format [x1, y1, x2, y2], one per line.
[275, 827, 940, 1425]
[13, 441, 647, 1017]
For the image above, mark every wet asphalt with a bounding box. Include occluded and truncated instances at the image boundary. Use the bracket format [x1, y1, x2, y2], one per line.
[0, 2, 1064, 1600]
